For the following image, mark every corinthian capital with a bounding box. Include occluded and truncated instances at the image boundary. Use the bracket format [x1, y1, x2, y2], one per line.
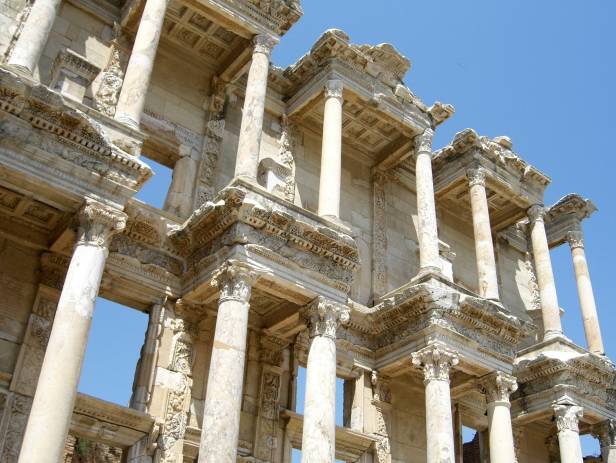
[553, 403, 583, 433]
[527, 204, 546, 224]
[301, 296, 350, 340]
[478, 371, 518, 405]
[211, 260, 262, 304]
[565, 230, 585, 249]
[415, 128, 434, 155]
[324, 79, 343, 100]
[76, 199, 127, 247]
[592, 419, 616, 448]
[466, 166, 487, 188]
[253, 34, 278, 56]
[411, 344, 459, 384]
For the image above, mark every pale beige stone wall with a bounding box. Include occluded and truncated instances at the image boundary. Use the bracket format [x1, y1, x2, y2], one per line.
[144, 49, 210, 137]
[389, 379, 427, 462]
[36, 3, 113, 85]
[0, 238, 39, 378]
[0, 0, 30, 58]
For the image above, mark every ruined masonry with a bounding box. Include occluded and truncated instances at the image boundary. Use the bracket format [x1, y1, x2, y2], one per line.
[0, 0, 613, 462]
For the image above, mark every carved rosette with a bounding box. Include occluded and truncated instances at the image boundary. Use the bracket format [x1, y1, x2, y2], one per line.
[411, 344, 459, 384]
[211, 260, 261, 304]
[300, 297, 350, 340]
[466, 166, 487, 188]
[415, 128, 434, 156]
[565, 230, 585, 250]
[253, 33, 278, 56]
[553, 404, 583, 434]
[527, 204, 546, 224]
[479, 371, 518, 405]
[76, 200, 127, 248]
[592, 419, 616, 449]
[324, 79, 344, 100]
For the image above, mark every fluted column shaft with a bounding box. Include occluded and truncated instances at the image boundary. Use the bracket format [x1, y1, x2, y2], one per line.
[415, 129, 441, 273]
[412, 344, 459, 463]
[479, 372, 518, 463]
[300, 298, 349, 463]
[234, 34, 277, 180]
[553, 404, 584, 463]
[317, 79, 344, 220]
[18, 201, 126, 463]
[8, 0, 63, 75]
[198, 262, 260, 463]
[115, 0, 168, 129]
[566, 230, 604, 354]
[528, 205, 563, 340]
[467, 167, 499, 300]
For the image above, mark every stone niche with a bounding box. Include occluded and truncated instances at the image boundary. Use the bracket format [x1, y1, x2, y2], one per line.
[50, 48, 101, 106]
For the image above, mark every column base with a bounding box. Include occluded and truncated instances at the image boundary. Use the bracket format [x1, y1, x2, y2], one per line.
[543, 329, 566, 342]
[114, 113, 140, 131]
[5, 63, 33, 77]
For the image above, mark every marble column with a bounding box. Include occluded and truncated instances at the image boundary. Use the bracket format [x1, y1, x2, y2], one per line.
[300, 297, 350, 463]
[198, 261, 260, 463]
[593, 419, 616, 463]
[415, 128, 441, 274]
[7, 0, 63, 75]
[234, 34, 277, 181]
[317, 79, 344, 220]
[467, 167, 499, 300]
[528, 205, 563, 340]
[553, 403, 584, 463]
[565, 230, 604, 354]
[479, 372, 518, 463]
[18, 200, 127, 463]
[412, 344, 459, 463]
[115, 0, 168, 129]
[164, 145, 199, 218]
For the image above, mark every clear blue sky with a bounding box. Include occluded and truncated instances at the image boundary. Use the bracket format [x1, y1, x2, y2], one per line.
[79, 0, 614, 457]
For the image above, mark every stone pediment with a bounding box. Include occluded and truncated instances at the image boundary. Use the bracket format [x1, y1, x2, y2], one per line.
[169, 179, 359, 293]
[0, 67, 152, 202]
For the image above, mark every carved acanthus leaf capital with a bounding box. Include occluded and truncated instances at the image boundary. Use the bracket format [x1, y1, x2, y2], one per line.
[466, 166, 487, 188]
[76, 200, 127, 247]
[324, 79, 344, 100]
[592, 419, 616, 448]
[479, 371, 518, 405]
[300, 296, 350, 340]
[415, 128, 434, 156]
[411, 344, 459, 384]
[211, 260, 262, 304]
[565, 230, 585, 249]
[527, 204, 546, 224]
[553, 404, 583, 433]
[253, 34, 278, 56]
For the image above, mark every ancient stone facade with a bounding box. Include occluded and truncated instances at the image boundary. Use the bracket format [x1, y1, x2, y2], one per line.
[0, 1, 613, 462]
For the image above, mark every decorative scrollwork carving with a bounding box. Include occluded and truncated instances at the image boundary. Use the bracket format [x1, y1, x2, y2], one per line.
[478, 371, 518, 404]
[553, 403, 583, 433]
[411, 344, 459, 384]
[211, 260, 262, 304]
[76, 199, 127, 247]
[300, 296, 350, 340]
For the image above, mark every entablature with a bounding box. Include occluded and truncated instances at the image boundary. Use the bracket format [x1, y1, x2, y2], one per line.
[282, 29, 453, 164]
[0, 67, 152, 208]
[434, 129, 551, 231]
[545, 193, 596, 248]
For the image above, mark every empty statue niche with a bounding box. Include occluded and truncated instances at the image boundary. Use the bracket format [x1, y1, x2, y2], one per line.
[78, 296, 148, 407]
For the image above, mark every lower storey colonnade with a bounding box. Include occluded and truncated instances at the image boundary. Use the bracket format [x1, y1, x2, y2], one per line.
[15, 243, 594, 463]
